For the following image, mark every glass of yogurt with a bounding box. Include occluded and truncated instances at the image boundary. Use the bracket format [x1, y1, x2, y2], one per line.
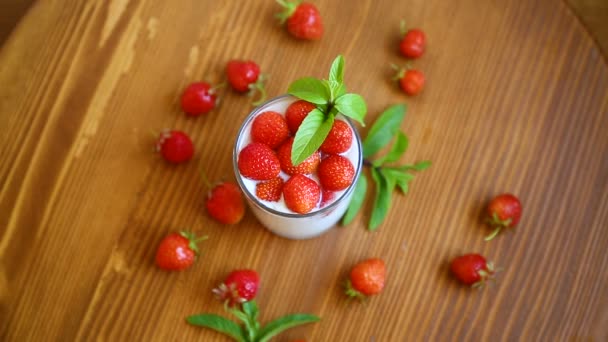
[233, 94, 363, 239]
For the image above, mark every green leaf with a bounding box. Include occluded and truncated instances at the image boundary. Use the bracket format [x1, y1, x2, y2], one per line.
[288, 77, 330, 105]
[395, 160, 432, 172]
[382, 168, 414, 194]
[242, 301, 259, 322]
[369, 168, 395, 230]
[363, 104, 407, 158]
[186, 314, 246, 342]
[256, 314, 320, 342]
[373, 131, 409, 166]
[342, 175, 368, 225]
[291, 109, 334, 165]
[241, 301, 260, 341]
[335, 94, 366, 126]
[329, 55, 344, 84]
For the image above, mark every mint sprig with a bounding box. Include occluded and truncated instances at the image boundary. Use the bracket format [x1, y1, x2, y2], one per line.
[187, 300, 319, 342]
[342, 104, 431, 230]
[288, 55, 367, 165]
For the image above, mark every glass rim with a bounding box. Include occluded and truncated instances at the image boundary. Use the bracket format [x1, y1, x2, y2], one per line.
[232, 94, 363, 219]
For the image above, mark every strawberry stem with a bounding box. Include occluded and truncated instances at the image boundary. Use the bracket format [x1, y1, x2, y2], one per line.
[400, 19, 408, 36]
[249, 74, 268, 106]
[484, 227, 502, 241]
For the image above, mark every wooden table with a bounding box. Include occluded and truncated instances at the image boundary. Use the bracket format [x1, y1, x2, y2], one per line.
[1, 0, 607, 341]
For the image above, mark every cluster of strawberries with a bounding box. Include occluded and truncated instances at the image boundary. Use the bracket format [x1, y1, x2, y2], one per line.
[237, 100, 355, 214]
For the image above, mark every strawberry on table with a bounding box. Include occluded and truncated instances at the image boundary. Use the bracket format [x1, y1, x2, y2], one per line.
[180, 82, 218, 116]
[283, 174, 321, 214]
[213, 269, 260, 306]
[320, 119, 353, 154]
[285, 99, 316, 134]
[156, 130, 194, 164]
[450, 254, 498, 288]
[205, 182, 245, 225]
[238, 142, 281, 180]
[485, 193, 522, 241]
[318, 155, 355, 191]
[277, 137, 321, 175]
[399, 22, 426, 59]
[226, 60, 267, 105]
[345, 258, 386, 299]
[155, 231, 207, 271]
[251, 111, 290, 149]
[393, 65, 425, 96]
[276, 0, 324, 40]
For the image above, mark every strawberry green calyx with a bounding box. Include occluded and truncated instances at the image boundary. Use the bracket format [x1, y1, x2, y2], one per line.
[344, 279, 366, 301]
[275, 0, 300, 24]
[249, 74, 268, 106]
[179, 231, 208, 256]
[471, 261, 499, 289]
[391, 63, 411, 81]
[484, 212, 513, 241]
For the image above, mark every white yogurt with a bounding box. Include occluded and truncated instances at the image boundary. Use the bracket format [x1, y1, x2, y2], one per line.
[233, 95, 363, 239]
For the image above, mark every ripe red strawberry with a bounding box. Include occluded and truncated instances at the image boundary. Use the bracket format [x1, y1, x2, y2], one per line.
[450, 254, 497, 288]
[226, 60, 260, 92]
[320, 119, 353, 154]
[393, 66, 425, 96]
[345, 258, 386, 298]
[318, 155, 355, 191]
[399, 28, 426, 59]
[283, 174, 320, 214]
[277, 137, 321, 175]
[277, 1, 323, 40]
[256, 177, 284, 202]
[238, 142, 281, 180]
[155, 231, 207, 271]
[285, 100, 316, 134]
[213, 269, 260, 306]
[485, 193, 522, 241]
[320, 189, 335, 208]
[180, 82, 218, 116]
[156, 130, 194, 164]
[206, 182, 245, 224]
[251, 111, 290, 149]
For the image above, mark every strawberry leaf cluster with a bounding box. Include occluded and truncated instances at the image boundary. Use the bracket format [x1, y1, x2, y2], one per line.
[287, 55, 367, 165]
[187, 300, 319, 342]
[342, 104, 431, 230]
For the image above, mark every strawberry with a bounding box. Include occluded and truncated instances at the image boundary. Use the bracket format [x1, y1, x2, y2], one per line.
[226, 60, 267, 105]
[155, 231, 207, 271]
[256, 177, 284, 202]
[180, 82, 218, 116]
[450, 254, 497, 288]
[485, 193, 522, 241]
[285, 100, 316, 134]
[283, 174, 320, 214]
[156, 130, 194, 164]
[251, 111, 290, 149]
[238, 142, 281, 180]
[318, 155, 355, 191]
[213, 269, 260, 306]
[320, 189, 336, 208]
[393, 65, 425, 96]
[399, 27, 426, 59]
[276, 1, 323, 40]
[277, 137, 321, 175]
[206, 182, 245, 224]
[345, 258, 386, 298]
[320, 119, 353, 154]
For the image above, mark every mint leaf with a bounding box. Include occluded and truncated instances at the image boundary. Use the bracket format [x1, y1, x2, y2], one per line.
[329, 55, 344, 83]
[257, 314, 320, 342]
[363, 104, 406, 158]
[335, 93, 366, 125]
[288, 77, 330, 105]
[342, 175, 368, 225]
[382, 168, 414, 194]
[369, 168, 395, 230]
[186, 314, 246, 342]
[292, 109, 334, 165]
[241, 301, 260, 340]
[373, 131, 409, 166]
[413, 160, 432, 170]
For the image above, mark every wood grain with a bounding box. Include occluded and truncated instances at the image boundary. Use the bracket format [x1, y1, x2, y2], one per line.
[1, 0, 607, 341]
